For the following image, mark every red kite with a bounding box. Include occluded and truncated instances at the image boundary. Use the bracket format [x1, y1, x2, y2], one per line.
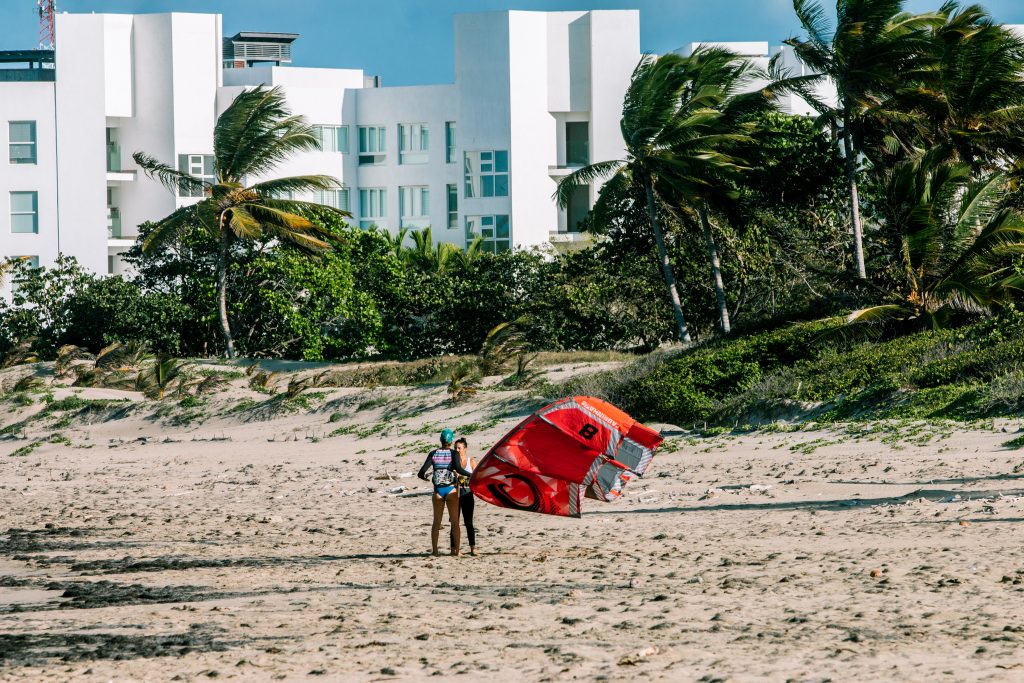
[470, 396, 663, 517]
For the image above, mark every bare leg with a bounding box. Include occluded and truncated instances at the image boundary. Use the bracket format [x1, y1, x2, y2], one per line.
[446, 493, 461, 556]
[430, 493, 445, 556]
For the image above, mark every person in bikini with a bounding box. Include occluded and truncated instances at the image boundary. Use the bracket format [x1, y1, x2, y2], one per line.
[418, 429, 471, 556]
[450, 437, 478, 556]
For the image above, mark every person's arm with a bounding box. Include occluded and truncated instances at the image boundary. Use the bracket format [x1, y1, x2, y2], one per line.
[418, 450, 435, 481]
[451, 455, 471, 478]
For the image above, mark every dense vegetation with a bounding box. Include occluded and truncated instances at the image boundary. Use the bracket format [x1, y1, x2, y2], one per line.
[4, 0, 1024, 427]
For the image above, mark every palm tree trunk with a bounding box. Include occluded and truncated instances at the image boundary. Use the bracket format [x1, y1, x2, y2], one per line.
[216, 220, 237, 359]
[699, 202, 730, 335]
[643, 176, 692, 345]
[842, 111, 867, 279]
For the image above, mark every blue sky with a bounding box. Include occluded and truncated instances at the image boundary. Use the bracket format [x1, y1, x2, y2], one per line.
[3, 1, 1024, 86]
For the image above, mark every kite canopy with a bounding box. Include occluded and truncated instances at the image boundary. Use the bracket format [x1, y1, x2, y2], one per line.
[470, 396, 663, 518]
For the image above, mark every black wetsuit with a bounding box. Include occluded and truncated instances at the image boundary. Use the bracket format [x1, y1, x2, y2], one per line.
[451, 456, 476, 548]
[457, 479, 476, 548]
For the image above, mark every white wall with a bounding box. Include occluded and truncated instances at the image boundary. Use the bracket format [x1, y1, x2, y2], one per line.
[454, 12, 513, 246]
[508, 12, 556, 250]
[0, 82, 58, 298]
[54, 13, 109, 276]
[355, 84, 459, 239]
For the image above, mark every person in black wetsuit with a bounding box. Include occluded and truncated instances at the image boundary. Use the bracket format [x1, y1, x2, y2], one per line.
[417, 429, 472, 556]
[450, 437, 477, 556]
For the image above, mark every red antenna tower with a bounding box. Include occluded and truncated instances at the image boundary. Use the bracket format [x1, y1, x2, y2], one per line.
[37, 0, 56, 50]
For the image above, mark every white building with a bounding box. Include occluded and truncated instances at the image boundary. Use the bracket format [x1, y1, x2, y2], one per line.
[0, 9, 643, 296]
[0, 8, 848, 298]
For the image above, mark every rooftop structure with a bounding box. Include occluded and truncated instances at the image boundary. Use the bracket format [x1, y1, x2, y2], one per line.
[223, 31, 299, 69]
[0, 49, 55, 81]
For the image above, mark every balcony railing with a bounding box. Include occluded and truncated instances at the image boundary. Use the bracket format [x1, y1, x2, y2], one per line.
[106, 142, 121, 172]
[107, 207, 122, 238]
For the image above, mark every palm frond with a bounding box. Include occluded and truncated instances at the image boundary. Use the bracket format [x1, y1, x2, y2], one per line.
[133, 152, 207, 196]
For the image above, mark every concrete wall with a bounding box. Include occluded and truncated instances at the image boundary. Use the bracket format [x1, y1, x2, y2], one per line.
[0, 81, 58, 298]
[508, 11, 556, 250]
[54, 13, 109, 276]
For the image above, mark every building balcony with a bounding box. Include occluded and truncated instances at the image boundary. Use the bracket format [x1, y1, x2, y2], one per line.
[549, 230, 592, 253]
[107, 142, 119, 172]
[106, 142, 136, 182]
[547, 163, 589, 178]
[107, 207, 122, 238]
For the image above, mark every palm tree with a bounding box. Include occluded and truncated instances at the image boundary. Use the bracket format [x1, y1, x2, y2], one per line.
[909, 4, 1024, 171]
[133, 86, 348, 358]
[557, 49, 771, 338]
[849, 154, 1024, 329]
[0, 256, 29, 289]
[775, 0, 942, 279]
[657, 48, 774, 335]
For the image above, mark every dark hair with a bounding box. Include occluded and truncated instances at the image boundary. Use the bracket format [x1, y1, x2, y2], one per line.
[455, 437, 468, 447]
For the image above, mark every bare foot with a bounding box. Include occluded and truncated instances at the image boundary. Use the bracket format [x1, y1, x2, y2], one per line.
[431, 550, 440, 557]
[469, 548, 477, 557]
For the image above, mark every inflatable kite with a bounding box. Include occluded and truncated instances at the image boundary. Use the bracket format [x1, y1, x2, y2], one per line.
[470, 396, 663, 518]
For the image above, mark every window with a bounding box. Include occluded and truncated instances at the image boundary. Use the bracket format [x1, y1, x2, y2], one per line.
[565, 121, 589, 166]
[399, 186, 429, 227]
[447, 184, 458, 228]
[9, 121, 37, 164]
[177, 154, 214, 198]
[566, 184, 590, 233]
[399, 123, 429, 164]
[9, 255, 39, 295]
[106, 127, 121, 172]
[465, 214, 510, 253]
[359, 187, 386, 229]
[464, 151, 509, 198]
[317, 188, 350, 212]
[358, 126, 386, 165]
[445, 122, 456, 164]
[10, 191, 38, 234]
[313, 125, 349, 153]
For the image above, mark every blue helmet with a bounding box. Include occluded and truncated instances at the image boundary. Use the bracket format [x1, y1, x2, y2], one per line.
[440, 428, 455, 444]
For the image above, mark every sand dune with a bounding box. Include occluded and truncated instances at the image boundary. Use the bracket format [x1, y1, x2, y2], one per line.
[1, 363, 1023, 681]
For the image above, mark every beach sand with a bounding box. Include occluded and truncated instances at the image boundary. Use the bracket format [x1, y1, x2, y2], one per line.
[1, 363, 1023, 681]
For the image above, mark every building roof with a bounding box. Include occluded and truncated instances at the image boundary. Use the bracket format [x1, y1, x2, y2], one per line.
[227, 32, 299, 44]
[0, 49, 55, 65]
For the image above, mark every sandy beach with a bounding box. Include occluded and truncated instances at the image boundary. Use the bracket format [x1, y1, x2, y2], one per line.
[2, 364, 1024, 681]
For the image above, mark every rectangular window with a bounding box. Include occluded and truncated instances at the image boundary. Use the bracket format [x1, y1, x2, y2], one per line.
[465, 214, 510, 253]
[9, 121, 37, 165]
[9, 255, 39, 295]
[566, 184, 590, 233]
[317, 188, 350, 212]
[312, 125, 349, 153]
[445, 122, 456, 164]
[565, 121, 589, 166]
[177, 154, 214, 198]
[447, 184, 458, 228]
[399, 186, 429, 227]
[359, 187, 386, 229]
[399, 123, 429, 164]
[358, 125, 386, 165]
[10, 191, 38, 234]
[464, 150, 509, 198]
